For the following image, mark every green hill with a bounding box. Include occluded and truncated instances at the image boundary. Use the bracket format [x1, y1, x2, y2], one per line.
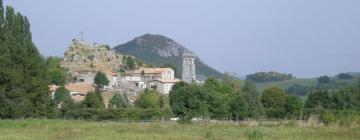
[254, 77, 357, 93]
[113, 34, 223, 80]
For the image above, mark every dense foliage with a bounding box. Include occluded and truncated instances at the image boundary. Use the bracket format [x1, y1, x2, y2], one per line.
[286, 84, 311, 96]
[336, 73, 353, 79]
[94, 71, 109, 90]
[318, 76, 331, 84]
[46, 57, 67, 86]
[0, 1, 56, 119]
[246, 71, 293, 83]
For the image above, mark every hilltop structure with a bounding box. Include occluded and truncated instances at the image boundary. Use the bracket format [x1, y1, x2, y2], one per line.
[182, 53, 197, 83]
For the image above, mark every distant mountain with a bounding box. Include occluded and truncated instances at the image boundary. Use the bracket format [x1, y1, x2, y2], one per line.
[113, 34, 223, 80]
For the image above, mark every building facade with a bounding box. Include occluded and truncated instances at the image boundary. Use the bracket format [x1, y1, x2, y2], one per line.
[182, 53, 196, 83]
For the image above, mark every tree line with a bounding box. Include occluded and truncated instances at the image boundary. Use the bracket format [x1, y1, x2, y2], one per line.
[169, 75, 360, 124]
[246, 71, 293, 83]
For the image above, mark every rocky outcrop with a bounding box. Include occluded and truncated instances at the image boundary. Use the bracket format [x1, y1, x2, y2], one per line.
[61, 39, 124, 72]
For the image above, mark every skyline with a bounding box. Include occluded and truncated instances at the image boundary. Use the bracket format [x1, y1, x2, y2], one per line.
[3, 0, 360, 78]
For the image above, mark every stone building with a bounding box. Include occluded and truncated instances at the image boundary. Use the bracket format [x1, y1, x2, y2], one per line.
[182, 53, 196, 83]
[132, 67, 180, 94]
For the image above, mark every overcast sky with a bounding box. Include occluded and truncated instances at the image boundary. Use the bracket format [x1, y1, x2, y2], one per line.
[3, 0, 360, 78]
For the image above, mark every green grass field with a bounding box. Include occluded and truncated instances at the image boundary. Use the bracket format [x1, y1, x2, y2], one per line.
[0, 119, 359, 140]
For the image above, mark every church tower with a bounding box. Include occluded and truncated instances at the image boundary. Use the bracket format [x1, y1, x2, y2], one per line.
[182, 53, 196, 83]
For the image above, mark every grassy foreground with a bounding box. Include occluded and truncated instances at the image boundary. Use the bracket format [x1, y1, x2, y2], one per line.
[0, 119, 359, 140]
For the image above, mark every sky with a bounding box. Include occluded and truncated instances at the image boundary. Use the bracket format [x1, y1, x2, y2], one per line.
[3, 0, 360, 78]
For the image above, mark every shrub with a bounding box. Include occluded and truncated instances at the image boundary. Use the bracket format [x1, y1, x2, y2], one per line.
[320, 111, 336, 125]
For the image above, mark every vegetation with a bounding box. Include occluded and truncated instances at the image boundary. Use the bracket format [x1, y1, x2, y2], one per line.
[318, 76, 332, 84]
[246, 71, 293, 83]
[46, 56, 67, 86]
[261, 86, 287, 118]
[337, 73, 354, 79]
[94, 71, 109, 90]
[53, 86, 70, 104]
[0, 1, 57, 119]
[108, 92, 128, 109]
[0, 119, 359, 140]
[114, 34, 223, 79]
[82, 91, 104, 109]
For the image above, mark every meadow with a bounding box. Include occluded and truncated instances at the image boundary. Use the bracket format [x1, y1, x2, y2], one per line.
[0, 119, 359, 140]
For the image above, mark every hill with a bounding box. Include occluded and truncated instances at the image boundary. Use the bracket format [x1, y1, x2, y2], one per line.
[113, 34, 223, 80]
[60, 39, 124, 72]
[254, 77, 358, 93]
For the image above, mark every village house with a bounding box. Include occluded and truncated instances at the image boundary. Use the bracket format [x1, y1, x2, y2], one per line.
[147, 79, 180, 94]
[132, 68, 180, 94]
[65, 83, 95, 102]
[49, 83, 95, 103]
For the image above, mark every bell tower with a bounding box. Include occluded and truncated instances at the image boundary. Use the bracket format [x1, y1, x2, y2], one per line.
[182, 53, 196, 83]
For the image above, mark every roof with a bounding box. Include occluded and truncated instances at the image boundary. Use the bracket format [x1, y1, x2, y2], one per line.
[148, 79, 181, 84]
[65, 83, 95, 94]
[133, 68, 173, 74]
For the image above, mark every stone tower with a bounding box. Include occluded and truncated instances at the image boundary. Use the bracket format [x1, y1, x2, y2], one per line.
[182, 53, 196, 83]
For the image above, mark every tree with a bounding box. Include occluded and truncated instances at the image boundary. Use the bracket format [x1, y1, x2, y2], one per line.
[284, 95, 304, 118]
[109, 92, 128, 109]
[126, 56, 136, 70]
[246, 71, 293, 83]
[305, 90, 332, 110]
[82, 91, 104, 109]
[318, 76, 331, 84]
[336, 73, 353, 79]
[203, 78, 232, 118]
[54, 86, 71, 104]
[286, 85, 310, 96]
[169, 82, 205, 123]
[0, 3, 57, 119]
[135, 89, 161, 109]
[230, 94, 248, 120]
[261, 86, 287, 118]
[94, 71, 109, 90]
[46, 57, 67, 86]
[242, 81, 264, 119]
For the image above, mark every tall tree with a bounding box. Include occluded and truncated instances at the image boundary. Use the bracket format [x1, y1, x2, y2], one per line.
[0, 3, 56, 119]
[242, 81, 264, 119]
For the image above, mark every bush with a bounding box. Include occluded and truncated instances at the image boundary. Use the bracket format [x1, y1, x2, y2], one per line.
[320, 111, 336, 125]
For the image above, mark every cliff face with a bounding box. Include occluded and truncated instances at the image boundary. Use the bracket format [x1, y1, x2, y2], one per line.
[114, 34, 223, 80]
[61, 39, 124, 72]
